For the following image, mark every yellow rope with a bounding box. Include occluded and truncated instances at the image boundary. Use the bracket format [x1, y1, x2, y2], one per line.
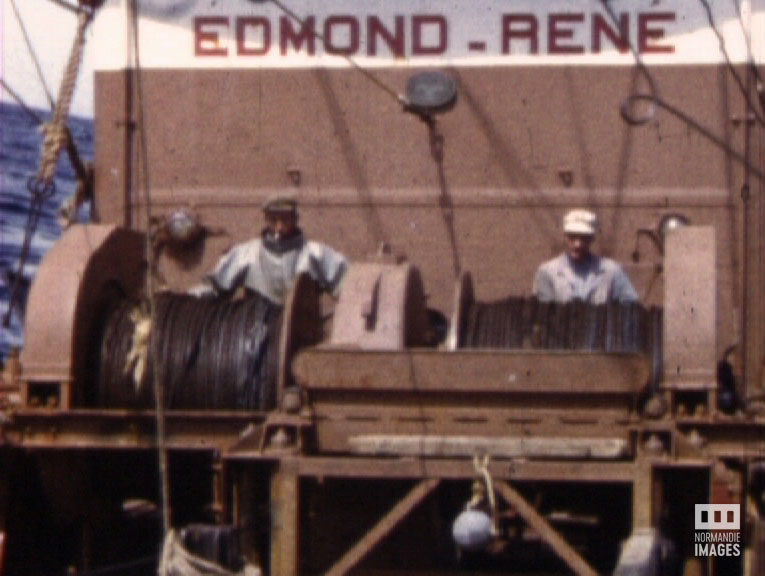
[472, 454, 499, 535]
[37, 10, 91, 184]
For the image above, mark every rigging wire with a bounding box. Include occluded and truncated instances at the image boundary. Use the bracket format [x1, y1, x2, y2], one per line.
[603, 0, 763, 401]
[45, 0, 92, 15]
[599, 0, 659, 126]
[0, 77, 45, 125]
[601, 0, 764, 158]
[1, 1, 91, 180]
[2, 9, 92, 328]
[8, 0, 55, 108]
[248, 0, 406, 107]
[697, 0, 765, 127]
[2, 0, 94, 323]
[732, 0, 765, 115]
[253, 0, 412, 253]
[128, 0, 172, 537]
[599, 0, 763, 177]
[626, 94, 763, 181]
[722, 0, 760, 403]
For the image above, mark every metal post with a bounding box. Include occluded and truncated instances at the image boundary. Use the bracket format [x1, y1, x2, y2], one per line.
[270, 459, 299, 576]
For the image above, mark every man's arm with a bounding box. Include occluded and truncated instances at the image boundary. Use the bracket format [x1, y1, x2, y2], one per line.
[306, 242, 348, 297]
[532, 266, 556, 302]
[188, 244, 248, 297]
[612, 267, 639, 303]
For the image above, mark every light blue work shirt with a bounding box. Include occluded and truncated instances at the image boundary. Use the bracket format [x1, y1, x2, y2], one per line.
[190, 230, 347, 305]
[533, 253, 638, 304]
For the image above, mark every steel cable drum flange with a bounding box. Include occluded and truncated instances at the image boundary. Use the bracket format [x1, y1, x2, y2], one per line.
[20, 225, 145, 409]
[277, 273, 321, 412]
[329, 262, 430, 351]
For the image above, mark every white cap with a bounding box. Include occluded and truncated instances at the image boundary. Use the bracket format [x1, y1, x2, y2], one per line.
[563, 209, 598, 236]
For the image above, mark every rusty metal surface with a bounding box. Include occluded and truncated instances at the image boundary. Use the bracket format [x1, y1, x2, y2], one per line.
[346, 434, 630, 460]
[331, 262, 430, 350]
[92, 66, 755, 360]
[294, 348, 647, 454]
[294, 348, 649, 394]
[253, 455, 639, 483]
[2, 409, 264, 451]
[662, 226, 717, 390]
[2, 9, 763, 573]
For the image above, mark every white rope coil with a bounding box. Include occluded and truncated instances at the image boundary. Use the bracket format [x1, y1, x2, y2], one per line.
[158, 530, 262, 576]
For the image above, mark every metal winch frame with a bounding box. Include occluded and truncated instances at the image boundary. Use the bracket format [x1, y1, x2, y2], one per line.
[1, 223, 760, 575]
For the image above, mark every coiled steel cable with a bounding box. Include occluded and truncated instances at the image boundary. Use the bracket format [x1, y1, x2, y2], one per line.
[460, 297, 664, 396]
[96, 293, 282, 411]
[460, 297, 661, 355]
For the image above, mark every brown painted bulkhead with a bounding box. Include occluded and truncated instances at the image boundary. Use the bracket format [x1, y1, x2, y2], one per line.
[93, 64, 764, 391]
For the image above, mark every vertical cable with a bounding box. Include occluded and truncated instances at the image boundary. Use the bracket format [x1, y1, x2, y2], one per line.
[128, 0, 171, 535]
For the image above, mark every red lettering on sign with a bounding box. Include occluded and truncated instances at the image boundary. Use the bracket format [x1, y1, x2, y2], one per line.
[195, 17, 228, 57]
[324, 16, 359, 55]
[368, 16, 404, 57]
[639, 12, 675, 53]
[548, 13, 584, 54]
[280, 15, 316, 55]
[192, 11, 677, 60]
[592, 12, 629, 53]
[237, 17, 270, 56]
[502, 14, 538, 54]
[412, 15, 447, 55]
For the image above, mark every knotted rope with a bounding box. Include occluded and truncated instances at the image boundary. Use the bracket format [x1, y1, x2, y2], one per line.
[3, 10, 92, 328]
[38, 9, 91, 184]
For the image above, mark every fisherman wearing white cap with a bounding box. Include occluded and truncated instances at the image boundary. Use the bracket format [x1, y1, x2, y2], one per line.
[532, 209, 638, 304]
[190, 192, 347, 305]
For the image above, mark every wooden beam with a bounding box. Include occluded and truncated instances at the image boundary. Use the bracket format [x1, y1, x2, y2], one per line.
[285, 456, 637, 483]
[495, 480, 598, 576]
[270, 461, 299, 576]
[348, 434, 629, 459]
[325, 478, 440, 576]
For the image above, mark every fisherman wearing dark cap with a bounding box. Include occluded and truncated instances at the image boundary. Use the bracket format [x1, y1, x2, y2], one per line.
[190, 192, 347, 305]
[532, 209, 638, 304]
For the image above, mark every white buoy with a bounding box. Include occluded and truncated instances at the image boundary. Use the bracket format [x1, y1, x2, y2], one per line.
[452, 509, 494, 551]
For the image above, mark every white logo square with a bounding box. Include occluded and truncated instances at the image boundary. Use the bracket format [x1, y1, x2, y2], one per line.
[695, 504, 740, 530]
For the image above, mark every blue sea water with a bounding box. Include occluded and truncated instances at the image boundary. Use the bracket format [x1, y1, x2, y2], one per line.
[0, 102, 94, 365]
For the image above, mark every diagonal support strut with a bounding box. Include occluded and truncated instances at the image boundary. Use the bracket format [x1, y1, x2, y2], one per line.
[326, 478, 441, 576]
[495, 480, 598, 576]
